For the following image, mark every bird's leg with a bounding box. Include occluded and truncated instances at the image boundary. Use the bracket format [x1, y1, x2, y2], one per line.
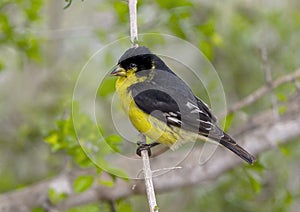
[136, 141, 160, 157]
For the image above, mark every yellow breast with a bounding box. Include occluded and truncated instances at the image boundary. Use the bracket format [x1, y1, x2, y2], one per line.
[115, 72, 182, 147]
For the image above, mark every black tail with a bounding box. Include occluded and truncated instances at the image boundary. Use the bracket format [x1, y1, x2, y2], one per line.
[219, 133, 256, 165]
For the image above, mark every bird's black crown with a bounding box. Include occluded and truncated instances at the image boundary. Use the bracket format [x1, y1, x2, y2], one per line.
[118, 46, 173, 73]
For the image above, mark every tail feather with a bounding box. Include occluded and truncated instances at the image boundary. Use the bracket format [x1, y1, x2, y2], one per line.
[219, 133, 256, 165]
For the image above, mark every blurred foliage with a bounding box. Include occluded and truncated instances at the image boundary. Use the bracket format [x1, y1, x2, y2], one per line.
[0, 0, 43, 66]
[0, 0, 300, 211]
[48, 187, 68, 205]
[44, 109, 94, 167]
[73, 175, 94, 193]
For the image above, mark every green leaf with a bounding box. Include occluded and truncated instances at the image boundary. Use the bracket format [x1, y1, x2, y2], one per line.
[153, 205, 160, 211]
[48, 188, 67, 205]
[155, 0, 192, 9]
[117, 200, 133, 212]
[199, 41, 213, 60]
[32, 207, 46, 212]
[221, 113, 234, 132]
[113, 1, 128, 23]
[248, 175, 261, 194]
[277, 92, 287, 102]
[278, 106, 287, 115]
[211, 33, 223, 46]
[66, 204, 102, 212]
[279, 143, 291, 156]
[73, 175, 94, 193]
[106, 134, 122, 153]
[98, 179, 114, 187]
[0, 60, 4, 71]
[284, 190, 293, 205]
[248, 159, 265, 172]
[198, 18, 215, 37]
[98, 77, 116, 97]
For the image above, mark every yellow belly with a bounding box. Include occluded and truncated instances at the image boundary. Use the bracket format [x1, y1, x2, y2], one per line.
[128, 102, 178, 146]
[115, 72, 199, 148]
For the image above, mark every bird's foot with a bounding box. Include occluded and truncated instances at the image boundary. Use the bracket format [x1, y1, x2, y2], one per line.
[136, 142, 159, 157]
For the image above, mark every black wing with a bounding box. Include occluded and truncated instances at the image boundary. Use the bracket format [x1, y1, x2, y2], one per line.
[129, 69, 216, 135]
[129, 69, 255, 164]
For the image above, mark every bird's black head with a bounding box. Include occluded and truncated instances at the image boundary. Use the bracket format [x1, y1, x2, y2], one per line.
[111, 46, 172, 77]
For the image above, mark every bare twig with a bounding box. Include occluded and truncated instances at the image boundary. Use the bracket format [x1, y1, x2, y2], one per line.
[259, 46, 279, 119]
[137, 135, 158, 212]
[226, 68, 300, 116]
[128, 0, 158, 211]
[141, 149, 159, 212]
[128, 0, 138, 47]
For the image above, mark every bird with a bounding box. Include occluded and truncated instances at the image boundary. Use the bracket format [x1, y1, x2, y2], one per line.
[111, 46, 256, 164]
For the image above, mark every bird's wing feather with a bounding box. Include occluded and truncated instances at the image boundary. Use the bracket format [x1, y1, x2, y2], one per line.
[129, 69, 217, 136]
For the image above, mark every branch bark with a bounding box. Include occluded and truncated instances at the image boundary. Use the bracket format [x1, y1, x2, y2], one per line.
[1, 93, 300, 212]
[128, 0, 138, 47]
[226, 68, 300, 115]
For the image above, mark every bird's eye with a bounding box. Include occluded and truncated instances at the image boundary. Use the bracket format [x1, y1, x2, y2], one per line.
[129, 63, 137, 69]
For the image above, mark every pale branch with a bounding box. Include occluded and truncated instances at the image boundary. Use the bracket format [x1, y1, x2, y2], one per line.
[128, 0, 138, 47]
[141, 150, 158, 212]
[226, 68, 300, 115]
[128, 0, 158, 211]
[1, 94, 300, 211]
[259, 46, 279, 119]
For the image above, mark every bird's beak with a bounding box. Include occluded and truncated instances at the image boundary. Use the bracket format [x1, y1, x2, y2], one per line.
[111, 65, 126, 77]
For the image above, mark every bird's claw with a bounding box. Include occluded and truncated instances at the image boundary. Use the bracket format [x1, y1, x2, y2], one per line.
[136, 143, 152, 157]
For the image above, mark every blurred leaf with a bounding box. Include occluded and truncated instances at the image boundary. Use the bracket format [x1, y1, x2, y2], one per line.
[277, 92, 287, 102]
[248, 175, 261, 193]
[48, 188, 67, 205]
[98, 77, 116, 97]
[211, 33, 223, 46]
[221, 113, 234, 132]
[247, 159, 265, 172]
[117, 199, 133, 212]
[169, 13, 186, 39]
[73, 175, 94, 193]
[199, 41, 213, 60]
[284, 190, 293, 205]
[278, 105, 287, 115]
[44, 110, 95, 167]
[113, 1, 128, 24]
[98, 179, 114, 187]
[66, 204, 102, 212]
[0, 14, 13, 40]
[106, 134, 122, 153]
[24, 0, 43, 21]
[32, 207, 45, 212]
[155, 0, 192, 9]
[198, 18, 215, 37]
[44, 133, 60, 151]
[279, 142, 291, 156]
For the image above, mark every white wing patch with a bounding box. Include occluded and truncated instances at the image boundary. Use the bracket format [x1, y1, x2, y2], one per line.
[186, 101, 206, 115]
[186, 101, 214, 131]
[167, 116, 182, 125]
[163, 112, 182, 126]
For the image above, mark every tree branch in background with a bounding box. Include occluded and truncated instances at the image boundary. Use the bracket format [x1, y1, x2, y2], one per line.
[259, 46, 279, 119]
[1, 93, 300, 211]
[226, 68, 300, 116]
[128, 0, 138, 47]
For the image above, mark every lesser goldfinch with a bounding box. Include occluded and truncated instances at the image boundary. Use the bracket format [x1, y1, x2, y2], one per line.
[111, 46, 255, 164]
